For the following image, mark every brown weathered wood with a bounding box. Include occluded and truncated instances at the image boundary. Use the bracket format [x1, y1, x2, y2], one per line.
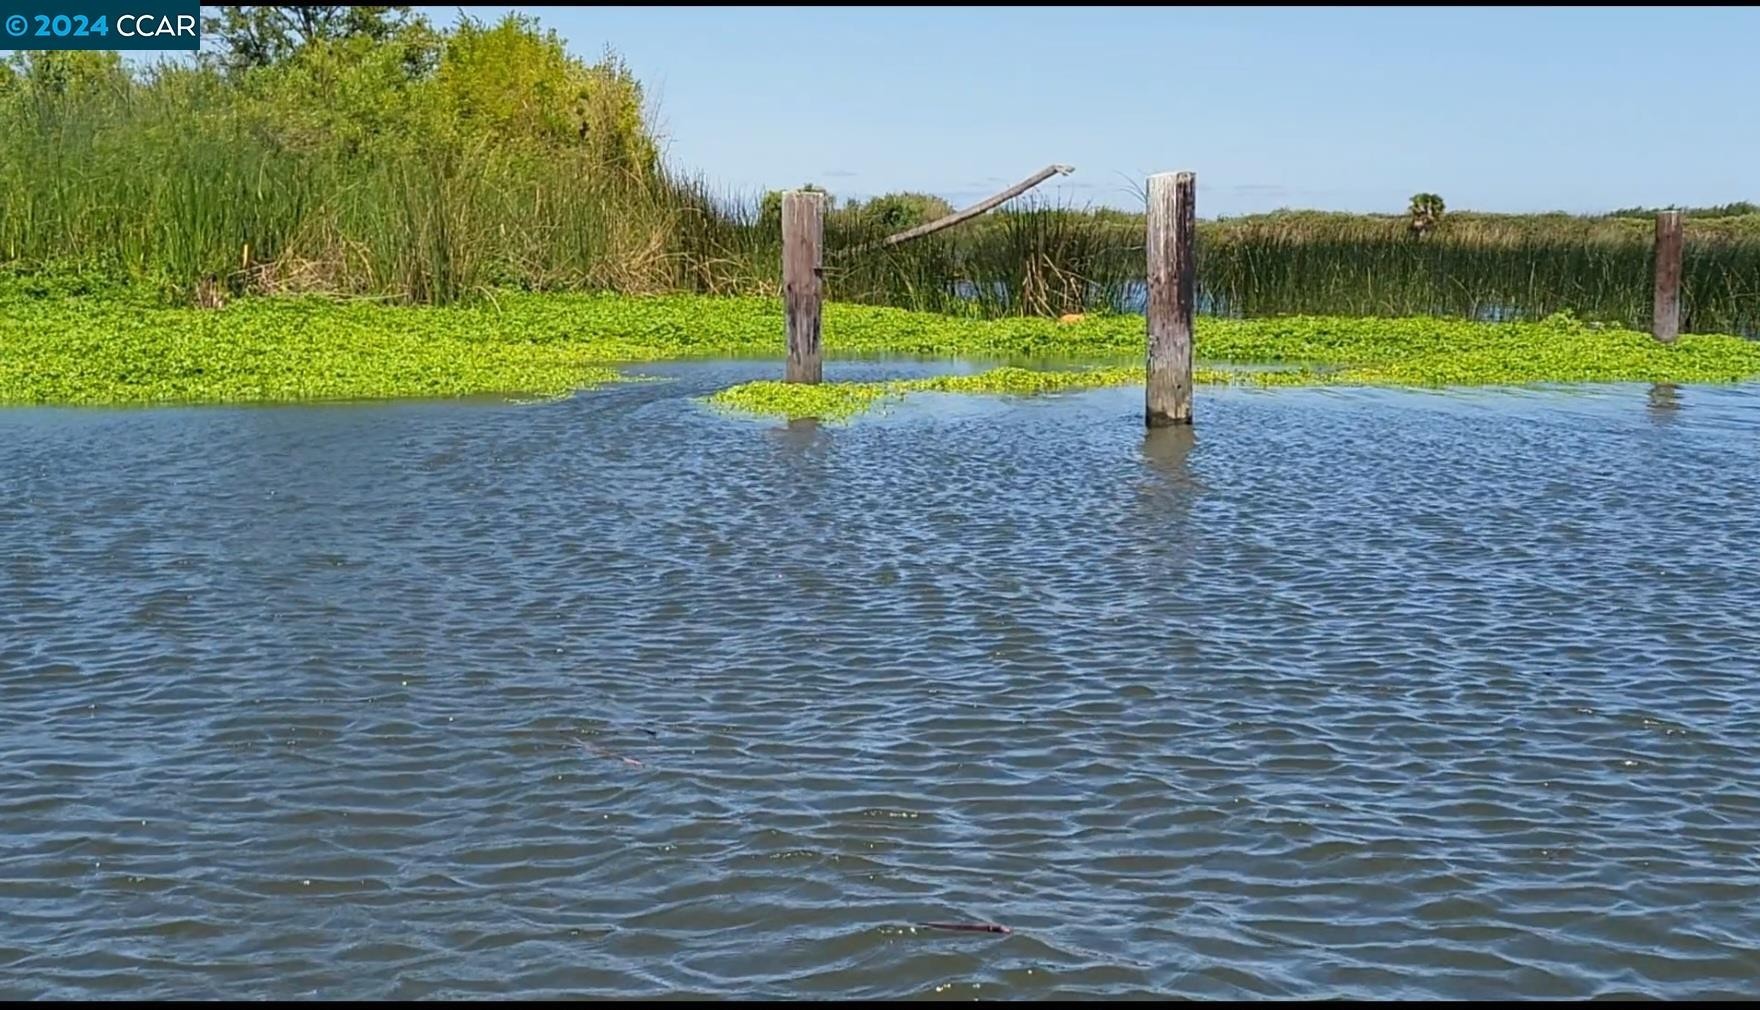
[833, 164, 1074, 256]
[782, 190, 824, 383]
[1146, 172, 1195, 427]
[880, 163, 1073, 247]
[1652, 210, 1683, 344]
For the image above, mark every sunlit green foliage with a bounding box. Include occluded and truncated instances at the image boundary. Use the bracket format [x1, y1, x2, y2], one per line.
[203, 6, 421, 74]
[0, 283, 622, 405]
[848, 192, 956, 230]
[5, 278, 1757, 408]
[706, 310, 1760, 421]
[706, 367, 1149, 422]
[0, 15, 665, 303]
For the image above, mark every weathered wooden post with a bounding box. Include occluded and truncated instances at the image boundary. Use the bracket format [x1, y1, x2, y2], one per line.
[782, 190, 825, 383]
[1146, 171, 1196, 426]
[1652, 210, 1683, 344]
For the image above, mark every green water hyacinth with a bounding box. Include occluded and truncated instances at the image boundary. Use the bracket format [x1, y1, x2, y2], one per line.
[706, 366, 1321, 422]
[706, 367, 1151, 423]
[0, 293, 628, 406]
[705, 311, 1760, 421]
[3, 283, 1759, 407]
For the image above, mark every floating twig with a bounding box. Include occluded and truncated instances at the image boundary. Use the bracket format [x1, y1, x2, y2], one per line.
[916, 921, 1011, 935]
[578, 738, 644, 767]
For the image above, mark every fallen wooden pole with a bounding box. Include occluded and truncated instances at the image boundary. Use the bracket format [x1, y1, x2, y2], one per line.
[1146, 171, 1196, 427]
[1653, 210, 1682, 344]
[878, 164, 1073, 248]
[782, 190, 824, 383]
[829, 164, 1075, 259]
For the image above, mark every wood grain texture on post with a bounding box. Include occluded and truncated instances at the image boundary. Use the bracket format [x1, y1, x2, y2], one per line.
[1653, 210, 1683, 345]
[782, 190, 825, 383]
[1146, 172, 1196, 426]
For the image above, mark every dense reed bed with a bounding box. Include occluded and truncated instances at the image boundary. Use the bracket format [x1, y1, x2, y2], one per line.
[816, 209, 1760, 337]
[0, 21, 745, 304]
[1195, 212, 1760, 337]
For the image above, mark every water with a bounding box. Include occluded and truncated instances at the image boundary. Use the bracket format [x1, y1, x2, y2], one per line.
[4, 363, 1759, 999]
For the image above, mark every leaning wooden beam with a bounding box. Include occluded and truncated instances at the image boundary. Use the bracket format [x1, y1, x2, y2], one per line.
[833, 164, 1075, 257]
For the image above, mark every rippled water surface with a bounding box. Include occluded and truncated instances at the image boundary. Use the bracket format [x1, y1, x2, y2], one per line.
[4, 363, 1760, 999]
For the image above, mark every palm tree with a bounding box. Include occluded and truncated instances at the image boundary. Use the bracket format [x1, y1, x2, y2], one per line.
[1408, 193, 1445, 238]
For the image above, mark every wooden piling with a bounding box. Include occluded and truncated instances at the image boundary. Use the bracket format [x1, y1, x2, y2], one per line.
[1146, 172, 1196, 426]
[1652, 210, 1683, 344]
[782, 190, 825, 383]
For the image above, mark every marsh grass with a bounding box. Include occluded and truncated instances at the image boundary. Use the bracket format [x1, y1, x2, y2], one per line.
[816, 209, 1760, 337]
[0, 33, 761, 306]
[1195, 212, 1760, 337]
[0, 90, 732, 304]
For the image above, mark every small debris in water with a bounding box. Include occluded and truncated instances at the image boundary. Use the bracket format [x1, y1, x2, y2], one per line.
[916, 921, 1010, 935]
[577, 737, 644, 767]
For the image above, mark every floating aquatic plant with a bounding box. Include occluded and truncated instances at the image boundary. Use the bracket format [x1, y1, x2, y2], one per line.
[3, 284, 1758, 408]
[705, 366, 1316, 422]
[703, 311, 1760, 422]
[706, 366, 1150, 423]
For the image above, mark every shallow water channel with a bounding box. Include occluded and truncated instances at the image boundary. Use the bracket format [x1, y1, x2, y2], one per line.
[3, 362, 1758, 998]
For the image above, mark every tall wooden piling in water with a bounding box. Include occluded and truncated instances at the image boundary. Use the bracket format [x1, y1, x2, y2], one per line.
[1146, 172, 1196, 426]
[782, 190, 825, 383]
[1652, 210, 1683, 345]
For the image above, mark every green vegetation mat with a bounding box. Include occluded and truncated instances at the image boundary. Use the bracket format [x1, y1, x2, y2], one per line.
[3, 286, 1757, 411]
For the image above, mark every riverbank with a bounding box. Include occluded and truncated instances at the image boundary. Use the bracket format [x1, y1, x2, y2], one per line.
[3, 286, 1758, 410]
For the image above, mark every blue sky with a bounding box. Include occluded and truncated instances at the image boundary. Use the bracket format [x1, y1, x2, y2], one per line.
[102, 6, 1760, 216]
[443, 6, 1760, 216]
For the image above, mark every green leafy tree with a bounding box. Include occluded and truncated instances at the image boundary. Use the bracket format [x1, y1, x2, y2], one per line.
[230, 23, 441, 155]
[856, 192, 954, 231]
[435, 14, 654, 166]
[2, 50, 128, 99]
[760, 183, 830, 228]
[203, 6, 422, 73]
